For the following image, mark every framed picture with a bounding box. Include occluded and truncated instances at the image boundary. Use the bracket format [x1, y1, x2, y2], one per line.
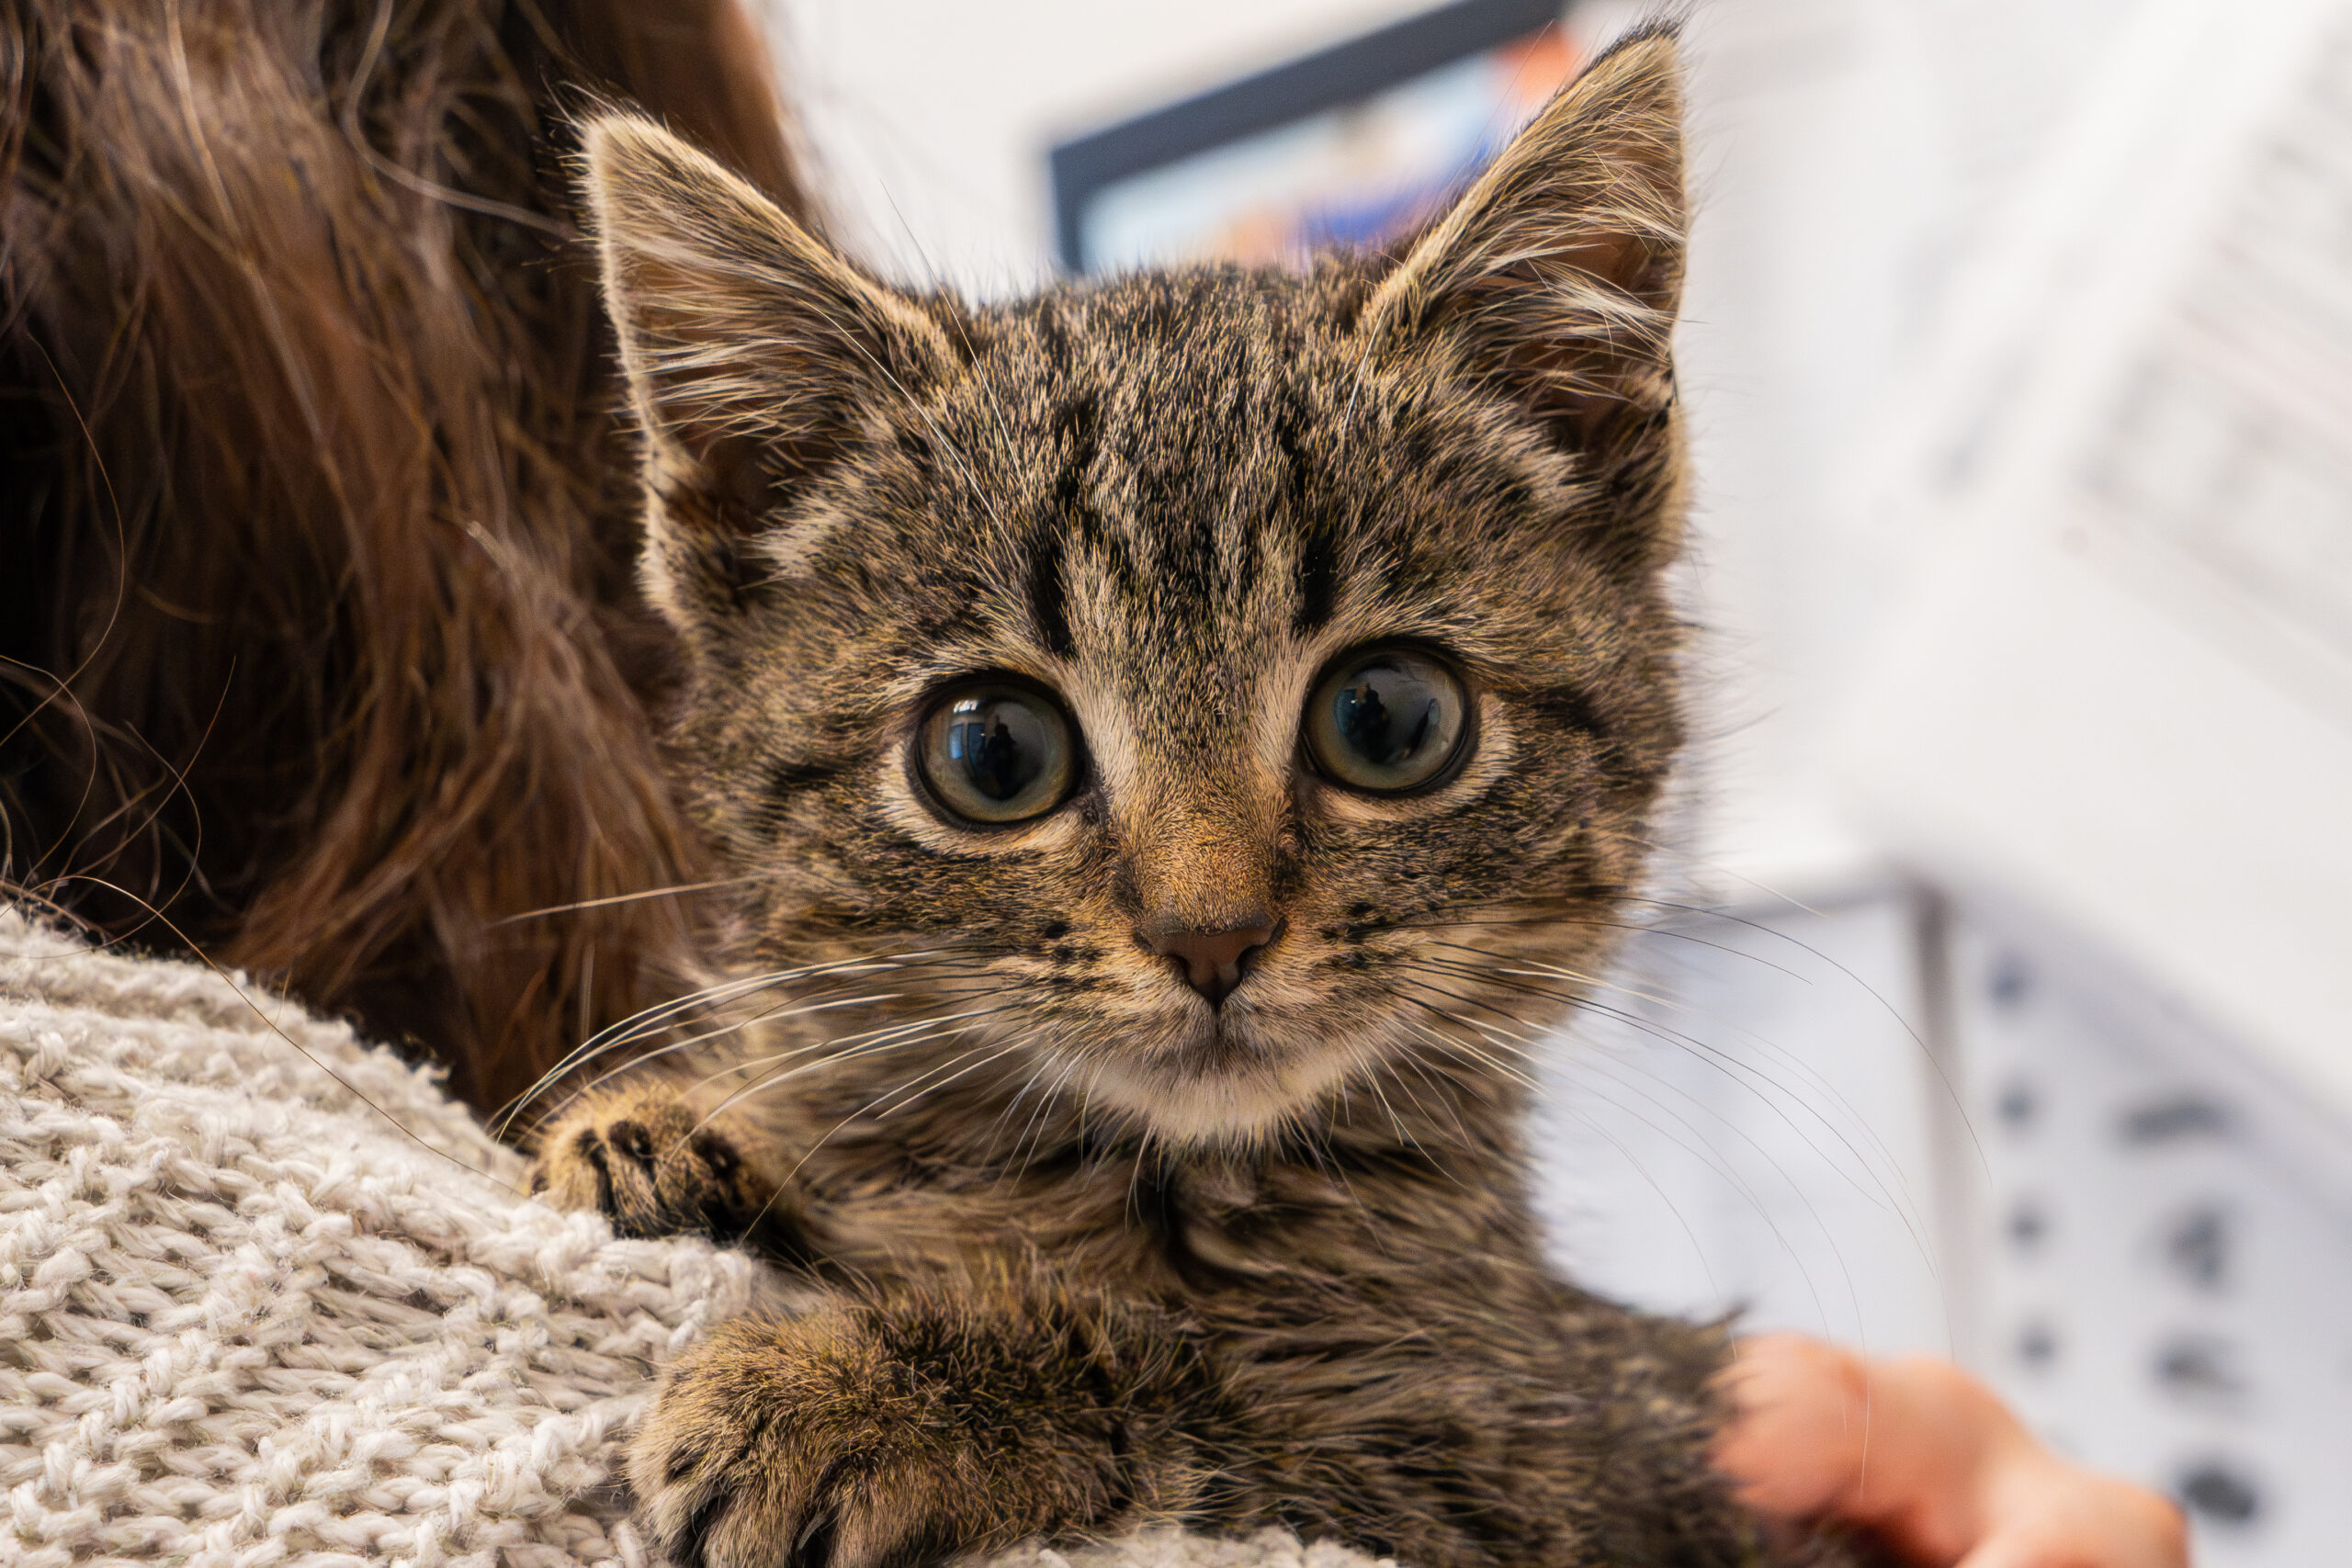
[1051, 0, 1581, 275]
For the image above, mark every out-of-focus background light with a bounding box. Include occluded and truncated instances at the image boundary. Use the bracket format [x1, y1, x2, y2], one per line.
[757, 3, 2352, 1561]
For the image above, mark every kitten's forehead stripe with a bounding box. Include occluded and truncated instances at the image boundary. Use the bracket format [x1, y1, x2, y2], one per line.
[1026, 526, 1075, 662]
[1273, 401, 1341, 636]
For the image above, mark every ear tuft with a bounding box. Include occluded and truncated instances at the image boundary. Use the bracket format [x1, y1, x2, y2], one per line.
[580, 113, 956, 638]
[1358, 27, 1687, 463]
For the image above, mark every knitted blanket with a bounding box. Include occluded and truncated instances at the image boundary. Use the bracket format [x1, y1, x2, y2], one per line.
[0, 909, 1384, 1568]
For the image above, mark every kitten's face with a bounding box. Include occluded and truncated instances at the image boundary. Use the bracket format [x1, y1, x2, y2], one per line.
[587, 34, 1688, 1144]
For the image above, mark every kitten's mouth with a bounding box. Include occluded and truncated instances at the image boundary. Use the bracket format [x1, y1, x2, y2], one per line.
[1181, 1010, 1277, 1068]
[1149, 974, 1354, 1079]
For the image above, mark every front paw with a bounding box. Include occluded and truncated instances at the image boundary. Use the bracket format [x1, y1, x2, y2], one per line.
[631, 1311, 1119, 1568]
[526, 1084, 761, 1239]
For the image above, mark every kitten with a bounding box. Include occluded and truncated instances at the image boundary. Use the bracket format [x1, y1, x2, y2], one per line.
[534, 27, 1836, 1568]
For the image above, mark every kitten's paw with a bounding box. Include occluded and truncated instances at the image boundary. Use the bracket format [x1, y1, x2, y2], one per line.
[630, 1313, 1098, 1568]
[526, 1085, 760, 1238]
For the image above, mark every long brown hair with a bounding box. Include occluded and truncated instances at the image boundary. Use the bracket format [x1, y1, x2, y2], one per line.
[0, 0, 809, 1113]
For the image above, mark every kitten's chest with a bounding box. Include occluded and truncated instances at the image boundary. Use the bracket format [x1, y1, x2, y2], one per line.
[782, 1128, 1512, 1295]
[790, 1142, 1179, 1286]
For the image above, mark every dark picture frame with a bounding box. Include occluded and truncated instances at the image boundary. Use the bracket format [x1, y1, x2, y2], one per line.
[1048, 0, 1567, 274]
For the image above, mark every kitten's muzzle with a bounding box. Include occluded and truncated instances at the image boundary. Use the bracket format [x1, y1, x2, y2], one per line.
[1138, 915, 1281, 1007]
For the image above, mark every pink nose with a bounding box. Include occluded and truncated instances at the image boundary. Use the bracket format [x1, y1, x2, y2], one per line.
[1139, 918, 1278, 1006]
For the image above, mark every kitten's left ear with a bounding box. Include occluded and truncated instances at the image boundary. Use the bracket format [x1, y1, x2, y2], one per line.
[1357, 26, 1687, 545]
[581, 113, 958, 639]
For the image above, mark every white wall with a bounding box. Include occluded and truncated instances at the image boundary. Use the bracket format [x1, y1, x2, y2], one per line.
[763, 0, 1439, 291]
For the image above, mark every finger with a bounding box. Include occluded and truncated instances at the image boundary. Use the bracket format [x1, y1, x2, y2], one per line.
[1956, 1464, 2190, 1568]
[1712, 1334, 1875, 1519]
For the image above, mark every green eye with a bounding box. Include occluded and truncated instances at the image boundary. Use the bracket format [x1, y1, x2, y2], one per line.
[916, 682, 1079, 824]
[1306, 647, 1470, 794]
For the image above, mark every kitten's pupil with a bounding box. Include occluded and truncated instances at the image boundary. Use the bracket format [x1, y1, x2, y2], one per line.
[948, 700, 1041, 801]
[1336, 678, 1434, 765]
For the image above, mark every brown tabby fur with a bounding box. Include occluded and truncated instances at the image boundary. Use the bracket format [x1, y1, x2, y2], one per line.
[524, 27, 1865, 1568]
[0, 0, 805, 1110]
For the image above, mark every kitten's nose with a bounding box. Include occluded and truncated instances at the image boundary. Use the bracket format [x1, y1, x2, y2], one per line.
[1139, 916, 1279, 1007]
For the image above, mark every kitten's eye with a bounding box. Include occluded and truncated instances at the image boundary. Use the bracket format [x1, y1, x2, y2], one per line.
[1306, 647, 1470, 795]
[916, 682, 1079, 824]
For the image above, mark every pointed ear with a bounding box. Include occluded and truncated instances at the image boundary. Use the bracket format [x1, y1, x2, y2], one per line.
[1357, 27, 1686, 475]
[580, 113, 957, 637]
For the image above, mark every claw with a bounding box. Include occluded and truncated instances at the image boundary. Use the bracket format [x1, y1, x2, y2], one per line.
[787, 1506, 838, 1568]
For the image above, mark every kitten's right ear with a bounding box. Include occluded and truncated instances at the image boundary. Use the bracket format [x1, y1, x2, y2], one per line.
[581, 114, 956, 637]
[1353, 27, 1687, 570]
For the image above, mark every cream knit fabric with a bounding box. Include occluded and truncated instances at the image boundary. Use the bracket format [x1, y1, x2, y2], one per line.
[0, 910, 1386, 1568]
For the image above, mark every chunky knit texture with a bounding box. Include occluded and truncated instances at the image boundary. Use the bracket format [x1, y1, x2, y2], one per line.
[0, 908, 1389, 1568]
[0, 906, 772, 1566]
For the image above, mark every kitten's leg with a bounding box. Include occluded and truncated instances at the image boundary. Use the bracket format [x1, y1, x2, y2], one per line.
[628, 1284, 1215, 1568]
[1192, 1276, 1792, 1568]
[527, 1083, 769, 1239]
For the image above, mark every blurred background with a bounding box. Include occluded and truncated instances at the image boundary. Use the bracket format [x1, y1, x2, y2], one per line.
[752, 1, 2352, 1561]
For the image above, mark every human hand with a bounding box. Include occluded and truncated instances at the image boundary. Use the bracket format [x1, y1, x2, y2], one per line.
[1713, 1333, 2189, 1568]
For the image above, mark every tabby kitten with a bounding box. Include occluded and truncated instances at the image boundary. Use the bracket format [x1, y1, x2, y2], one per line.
[536, 28, 1814, 1568]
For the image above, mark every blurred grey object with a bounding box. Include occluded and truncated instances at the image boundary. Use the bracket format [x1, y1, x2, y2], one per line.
[1536, 888, 2352, 1568]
